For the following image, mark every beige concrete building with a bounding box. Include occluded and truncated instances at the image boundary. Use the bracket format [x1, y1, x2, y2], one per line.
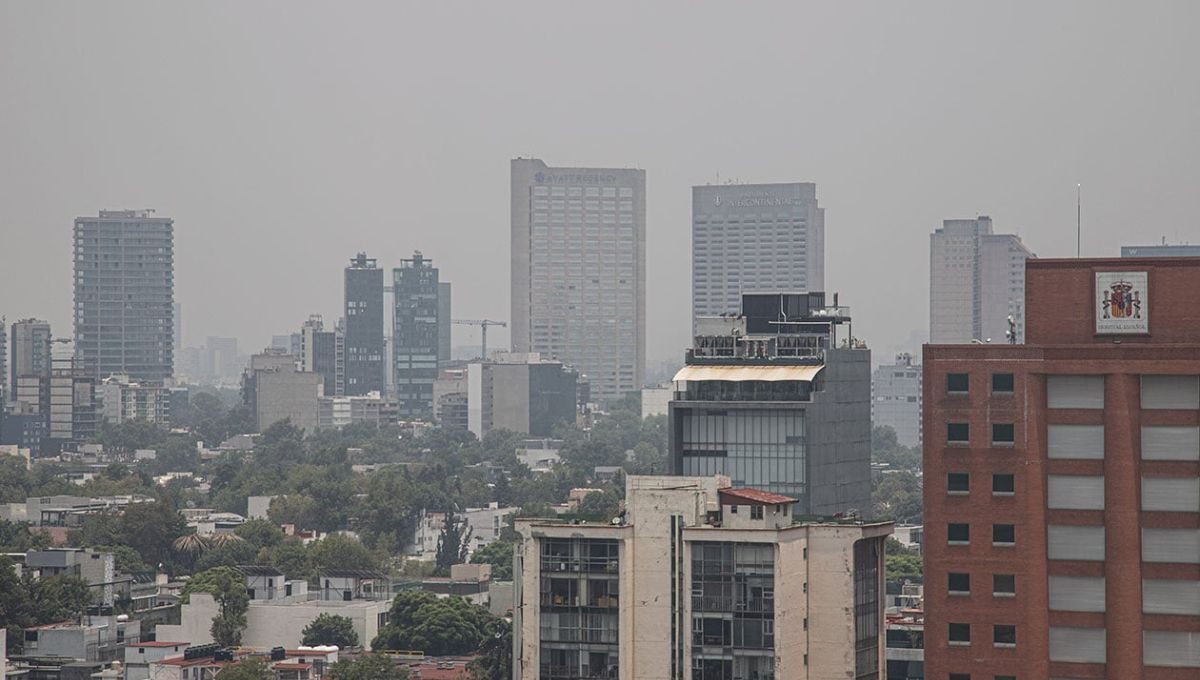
[514, 475, 892, 680]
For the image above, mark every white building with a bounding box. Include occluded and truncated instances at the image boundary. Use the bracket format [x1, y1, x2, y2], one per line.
[100, 375, 172, 425]
[406, 502, 518, 560]
[691, 183, 825, 322]
[640, 385, 671, 418]
[929, 216, 1034, 344]
[511, 158, 646, 404]
[517, 438, 562, 474]
[871, 353, 922, 447]
[514, 475, 892, 680]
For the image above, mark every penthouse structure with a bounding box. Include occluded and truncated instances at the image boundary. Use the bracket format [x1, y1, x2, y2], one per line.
[514, 474, 892, 680]
[669, 292, 871, 515]
[923, 257, 1200, 678]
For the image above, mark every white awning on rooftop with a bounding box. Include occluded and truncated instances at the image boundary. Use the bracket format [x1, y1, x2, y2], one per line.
[671, 365, 824, 383]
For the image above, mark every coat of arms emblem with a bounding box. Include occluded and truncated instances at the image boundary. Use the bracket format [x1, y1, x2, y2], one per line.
[1101, 279, 1141, 319]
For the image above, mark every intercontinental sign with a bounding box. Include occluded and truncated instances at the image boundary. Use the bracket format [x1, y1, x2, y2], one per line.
[713, 191, 801, 208]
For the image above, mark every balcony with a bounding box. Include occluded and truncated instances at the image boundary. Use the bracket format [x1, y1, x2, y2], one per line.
[691, 596, 774, 614]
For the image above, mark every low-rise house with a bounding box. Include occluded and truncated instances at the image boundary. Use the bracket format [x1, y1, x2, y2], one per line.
[123, 641, 189, 680]
[22, 615, 140, 663]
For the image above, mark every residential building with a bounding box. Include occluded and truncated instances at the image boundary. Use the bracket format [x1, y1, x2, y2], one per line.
[669, 292, 872, 514]
[438, 281, 452, 366]
[0, 316, 6, 401]
[156, 569, 390, 651]
[406, 503, 519, 561]
[24, 494, 152, 527]
[22, 615, 140, 663]
[923, 257, 1200, 678]
[344, 253, 386, 396]
[640, 384, 671, 418]
[241, 349, 294, 419]
[24, 548, 121, 607]
[73, 210, 174, 382]
[692, 182, 825, 322]
[393, 251, 440, 419]
[298, 315, 343, 397]
[929, 216, 1034, 344]
[517, 438, 562, 474]
[511, 158, 646, 404]
[513, 474, 892, 680]
[317, 391, 395, 430]
[1121, 243, 1200, 257]
[47, 352, 96, 451]
[123, 641, 189, 680]
[254, 363, 322, 433]
[10, 318, 51, 399]
[99, 375, 171, 426]
[433, 367, 469, 430]
[872, 353, 922, 448]
[467, 353, 577, 438]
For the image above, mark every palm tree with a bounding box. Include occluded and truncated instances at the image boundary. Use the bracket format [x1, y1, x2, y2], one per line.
[205, 533, 247, 549]
[172, 533, 207, 558]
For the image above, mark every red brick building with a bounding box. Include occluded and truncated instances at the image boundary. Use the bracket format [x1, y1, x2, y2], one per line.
[923, 257, 1200, 679]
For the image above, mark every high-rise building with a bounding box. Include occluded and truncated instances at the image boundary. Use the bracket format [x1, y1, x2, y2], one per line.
[73, 210, 175, 383]
[298, 315, 343, 397]
[173, 302, 182, 350]
[511, 158, 646, 405]
[872, 353, 923, 448]
[393, 251, 440, 419]
[923, 257, 1200, 678]
[669, 292, 872, 514]
[692, 182, 824, 322]
[242, 350, 322, 433]
[10, 319, 52, 396]
[438, 281, 452, 366]
[100, 374, 171, 426]
[1121, 243, 1200, 257]
[466, 352, 577, 438]
[514, 474, 892, 680]
[929, 216, 1034, 344]
[344, 253, 385, 396]
[0, 316, 7, 401]
[46, 350, 96, 450]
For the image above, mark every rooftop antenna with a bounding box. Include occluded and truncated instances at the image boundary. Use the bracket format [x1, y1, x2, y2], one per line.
[1080, 183, 1089, 257]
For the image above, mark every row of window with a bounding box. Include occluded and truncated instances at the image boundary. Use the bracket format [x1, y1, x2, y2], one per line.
[947, 472, 1014, 494]
[948, 623, 1017, 646]
[949, 675, 1015, 680]
[947, 523, 1014, 545]
[947, 572, 1016, 596]
[946, 373, 1013, 394]
[945, 373, 1200, 410]
[946, 422, 1014, 445]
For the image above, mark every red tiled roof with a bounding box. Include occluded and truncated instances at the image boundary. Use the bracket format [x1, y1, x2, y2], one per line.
[155, 657, 229, 668]
[272, 662, 311, 670]
[718, 487, 797, 505]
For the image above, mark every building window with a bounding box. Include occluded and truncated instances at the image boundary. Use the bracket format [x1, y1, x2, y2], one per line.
[750, 505, 764, 520]
[948, 572, 970, 595]
[948, 523, 970, 544]
[992, 524, 1015, 546]
[993, 573, 1015, 597]
[993, 624, 1017, 647]
[947, 373, 969, 394]
[947, 423, 969, 445]
[992, 474, 1015, 495]
[949, 623, 971, 646]
[947, 472, 970, 494]
[992, 373, 1014, 393]
[995, 676, 1016, 680]
[950, 675, 970, 680]
[991, 423, 1015, 445]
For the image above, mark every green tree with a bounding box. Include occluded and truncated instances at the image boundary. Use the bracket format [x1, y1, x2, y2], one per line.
[269, 536, 311, 581]
[301, 613, 359, 648]
[195, 538, 259, 571]
[327, 654, 410, 680]
[29, 574, 93, 621]
[308, 534, 380, 574]
[885, 552, 923, 586]
[871, 471, 922, 523]
[119, 501, 189, 569]
[214, 658, 271, 680]
[267, 494, 317, 529]
[577, 489, 621, 520]
[469, 540, 515, 581]
[356, 469, 420, 553]
[434, 512, 472, 576]
[871, 425, 922, 471]
[183, 567, 250, 647]
[469, 618, 513, 680]
[373, 591, 494, 656]
[234, 519, 285, 551]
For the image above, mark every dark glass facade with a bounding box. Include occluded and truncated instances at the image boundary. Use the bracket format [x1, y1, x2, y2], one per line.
[393, 252, 439, 418]
[854, 538, 882, 680]
[690, 542, 776, 680]
[343, 253, 385, 396]
[675, 407, 807, 500]
[539, 538, 619, 680]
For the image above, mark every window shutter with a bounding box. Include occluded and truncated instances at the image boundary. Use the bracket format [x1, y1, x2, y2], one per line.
[1048, 576, 1106, 612]
[1049, 627, 1106, 663]
[1047, 525, 1105, 561]
[1047, 475, 1105, 510]
[1143, 631, 1200, 668]
[1047, 425, 1104, 459]
[1142, 529, 1200, 564]
[1047, 375, 1104, 409]
[1141, 426, 1200, 461]
[1140, 375, 1200, 410]
[1143, 580, 1200, 616]
[1141, 477, 1200, 512]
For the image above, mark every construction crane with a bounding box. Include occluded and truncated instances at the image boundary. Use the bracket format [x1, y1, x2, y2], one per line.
[452, 319, 507, 359]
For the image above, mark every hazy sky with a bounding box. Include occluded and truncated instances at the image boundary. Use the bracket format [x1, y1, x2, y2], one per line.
[3, 2, 1198, 371]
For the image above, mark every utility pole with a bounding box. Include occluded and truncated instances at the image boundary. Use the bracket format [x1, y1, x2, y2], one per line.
[1077, 183, 1081, 257]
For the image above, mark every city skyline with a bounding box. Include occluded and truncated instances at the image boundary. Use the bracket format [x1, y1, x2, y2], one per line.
[3, 4, 1198, 366]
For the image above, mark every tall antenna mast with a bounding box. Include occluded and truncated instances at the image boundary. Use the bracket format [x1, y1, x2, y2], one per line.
[1080, 183, 1089, 257]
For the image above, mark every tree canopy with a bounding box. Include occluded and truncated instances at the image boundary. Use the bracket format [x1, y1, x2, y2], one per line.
[301, 613, 359, 648]
[372, 591, 495, 656]
[183, 566, 250, 647]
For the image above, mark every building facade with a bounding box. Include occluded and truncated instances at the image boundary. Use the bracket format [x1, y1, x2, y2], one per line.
[344, 253, 385, 396]
[100, 375, 171, 426]
[669, 292, 871, 515]
[929, 216, 1034, 344]
[438, 281, 452, 365]
[393, 251, 440, 419]
[514, 475, 892, 680]
[1121, 244, 1200, 257]
[466, 353, 578, 438]
[73, 210, 174, 383]
[10, 318, 52, 397]
[692, 183, 824, 322]
[299, 315, 343, 397]
[923, 257, 1200, 679]
[511, 158, 646, 404]
[872, 353, 923, 448]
